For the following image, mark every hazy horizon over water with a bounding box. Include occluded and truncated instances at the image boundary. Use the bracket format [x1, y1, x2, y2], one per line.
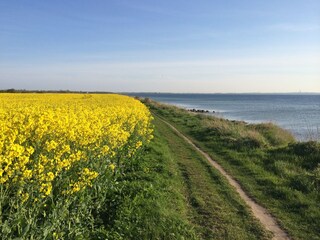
[126, 93, 320, 141]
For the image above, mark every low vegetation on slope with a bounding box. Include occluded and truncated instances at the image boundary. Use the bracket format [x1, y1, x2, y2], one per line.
[146, 100, 320, 240]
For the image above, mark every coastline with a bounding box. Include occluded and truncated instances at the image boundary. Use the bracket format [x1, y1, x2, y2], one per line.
[145, 99, 320, 240]
[132, 93, 320, 142]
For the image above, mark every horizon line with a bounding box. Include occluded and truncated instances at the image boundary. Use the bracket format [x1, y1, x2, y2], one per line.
[122, 91, 320, 95]
[1, 89, 320, 95]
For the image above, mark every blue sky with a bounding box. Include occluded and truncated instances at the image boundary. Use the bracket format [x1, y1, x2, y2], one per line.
[0, 0, 319, 92]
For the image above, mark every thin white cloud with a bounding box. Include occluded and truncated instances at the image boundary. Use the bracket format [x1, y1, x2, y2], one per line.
[59, 55, 320, 69]
[2, 54, 319, 72]
[268, 23, 320, 32]
[117, 0, 273, 19]
[116, 0, 181, 17]
[1, 53, 319, 93]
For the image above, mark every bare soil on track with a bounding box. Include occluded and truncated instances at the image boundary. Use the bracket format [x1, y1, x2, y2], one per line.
[158, 116, 291, 240]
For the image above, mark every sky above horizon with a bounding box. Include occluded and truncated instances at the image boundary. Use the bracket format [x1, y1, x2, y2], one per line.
[1, 0, 320, 93]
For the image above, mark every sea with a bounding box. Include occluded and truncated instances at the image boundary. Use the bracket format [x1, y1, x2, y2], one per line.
[126, 93, 320, 142]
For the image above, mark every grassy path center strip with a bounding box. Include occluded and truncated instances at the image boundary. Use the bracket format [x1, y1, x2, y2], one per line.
[155, 113, 290, 240]
[152, 116, 270, 239]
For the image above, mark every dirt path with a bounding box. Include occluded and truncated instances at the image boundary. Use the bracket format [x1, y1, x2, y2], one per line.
[157, 116, 291, 240]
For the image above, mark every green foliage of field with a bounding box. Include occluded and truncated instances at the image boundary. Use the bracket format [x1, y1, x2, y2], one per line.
[146, 100, 320, 240]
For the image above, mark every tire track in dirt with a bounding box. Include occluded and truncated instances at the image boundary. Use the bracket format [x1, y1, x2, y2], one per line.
[156, 115, 290, 240]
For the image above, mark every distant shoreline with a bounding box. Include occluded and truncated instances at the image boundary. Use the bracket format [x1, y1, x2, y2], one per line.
[0, 89, 114, 94]
[134, 93, 320, 142]
[124, 92, 320, 95]
[1, 89, 319, 95]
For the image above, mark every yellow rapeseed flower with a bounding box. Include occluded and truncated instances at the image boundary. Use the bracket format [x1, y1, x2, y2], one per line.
[109, 163, 116, 171]
[0, 93, 153, 200]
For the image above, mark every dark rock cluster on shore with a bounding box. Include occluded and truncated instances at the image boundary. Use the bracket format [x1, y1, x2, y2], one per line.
[188, 108, 215, 113]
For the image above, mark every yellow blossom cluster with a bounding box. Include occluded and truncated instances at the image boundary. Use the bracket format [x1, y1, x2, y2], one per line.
[0, 93, 153, 201]
[65, 168, 99, 194]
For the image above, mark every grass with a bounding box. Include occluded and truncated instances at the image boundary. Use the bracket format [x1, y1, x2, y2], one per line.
[1, 94, 273, 239]
[4, 96, 317, 239]
[91, 118, 198, 239]
[96, 116, 270, 239]
[146, 100, 320, 240]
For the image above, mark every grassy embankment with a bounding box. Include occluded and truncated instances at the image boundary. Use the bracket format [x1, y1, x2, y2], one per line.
[101, 116, 270, 239]
[145, 100, 320, 240]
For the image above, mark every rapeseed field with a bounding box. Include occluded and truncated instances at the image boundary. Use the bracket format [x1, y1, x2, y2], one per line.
[0, 93, 153, 239]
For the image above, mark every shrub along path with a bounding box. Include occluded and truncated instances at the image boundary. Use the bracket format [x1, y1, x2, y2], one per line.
[155, 113, 290, 240]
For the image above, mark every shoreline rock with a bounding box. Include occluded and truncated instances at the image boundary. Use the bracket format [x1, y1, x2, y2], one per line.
[188, 108, 215, 113]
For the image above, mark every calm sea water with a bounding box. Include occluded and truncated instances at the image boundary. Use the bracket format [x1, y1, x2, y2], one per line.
[126, 93, 320, 141]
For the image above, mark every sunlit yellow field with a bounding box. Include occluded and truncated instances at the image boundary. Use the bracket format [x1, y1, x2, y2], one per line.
[0, 93, 153, 238]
